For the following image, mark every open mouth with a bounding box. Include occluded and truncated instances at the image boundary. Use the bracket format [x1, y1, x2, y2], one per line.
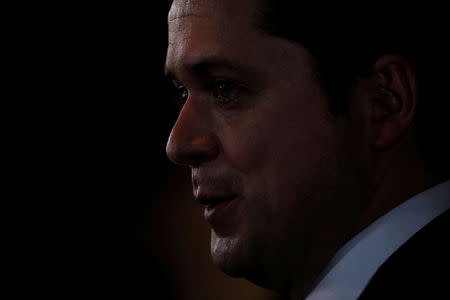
[204, 195, 236, 209]
[203, 195, 239, 236]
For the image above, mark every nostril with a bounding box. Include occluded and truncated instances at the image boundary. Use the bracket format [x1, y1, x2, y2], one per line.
[166, 133, 220, 166]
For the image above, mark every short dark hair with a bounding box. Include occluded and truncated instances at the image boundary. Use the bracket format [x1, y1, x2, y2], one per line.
[254, 1, 449, 177]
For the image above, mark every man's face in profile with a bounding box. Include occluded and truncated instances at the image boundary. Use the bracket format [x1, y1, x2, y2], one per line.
[165, 0, 367, 290]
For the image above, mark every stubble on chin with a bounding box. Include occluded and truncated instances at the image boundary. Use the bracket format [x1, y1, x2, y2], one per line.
[210, 231, 236, 273]
[210, 230, 251, 278]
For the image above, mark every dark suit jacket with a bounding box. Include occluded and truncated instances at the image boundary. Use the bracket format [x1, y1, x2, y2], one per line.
[359, 209, 450, 299]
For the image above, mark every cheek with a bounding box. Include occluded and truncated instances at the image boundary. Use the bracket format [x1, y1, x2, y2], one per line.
[236, 117, 341, 224]
[226, 110, 336, 184]
[217, 80, 341, 217]
[219, 114, 272, 174]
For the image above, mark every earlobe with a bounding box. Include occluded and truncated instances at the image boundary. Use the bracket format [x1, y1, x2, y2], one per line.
[368, 55, 417, 151]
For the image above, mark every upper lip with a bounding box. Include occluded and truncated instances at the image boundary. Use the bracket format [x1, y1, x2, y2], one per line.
[195, 193, 236, 206]
[192, 173, 237, 206]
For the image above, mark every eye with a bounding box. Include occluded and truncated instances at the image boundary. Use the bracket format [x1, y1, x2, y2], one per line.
[176, 86, 189, 103]
[212, 80, 240, 103]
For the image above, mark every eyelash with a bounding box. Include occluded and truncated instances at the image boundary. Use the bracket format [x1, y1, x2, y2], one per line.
[173, 79, 244, 106]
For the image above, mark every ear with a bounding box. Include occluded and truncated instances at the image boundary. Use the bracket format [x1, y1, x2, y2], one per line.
[367, 55, 417, 151]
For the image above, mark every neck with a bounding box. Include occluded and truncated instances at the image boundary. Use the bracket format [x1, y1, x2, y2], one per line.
[352, 145, 442, 238]
[288, 143, 442, 300]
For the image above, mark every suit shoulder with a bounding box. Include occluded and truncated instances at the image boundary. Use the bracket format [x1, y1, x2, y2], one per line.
[359, 209, 450, 299]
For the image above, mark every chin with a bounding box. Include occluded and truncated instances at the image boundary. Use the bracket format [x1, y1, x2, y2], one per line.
[210, 230, 272, 284]
[211, 236, 284, 292]
[210, 231, 249, 278]
[210, 229, 290, 293]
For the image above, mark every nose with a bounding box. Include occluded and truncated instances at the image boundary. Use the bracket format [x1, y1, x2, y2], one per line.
[166, 100, 220, 167]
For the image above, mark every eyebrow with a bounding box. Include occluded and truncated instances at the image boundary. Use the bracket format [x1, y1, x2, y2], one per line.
[164, 56, 257, 82]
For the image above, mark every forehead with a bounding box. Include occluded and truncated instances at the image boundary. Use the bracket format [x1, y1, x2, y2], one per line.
[167, 0, 259, 46]
[168, 0, 258, 23]
[165, 0, 315, 85]
[166, 0, 268, 77]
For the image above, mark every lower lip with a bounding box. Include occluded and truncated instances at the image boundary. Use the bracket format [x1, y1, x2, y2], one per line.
[204, 197, 238, 236]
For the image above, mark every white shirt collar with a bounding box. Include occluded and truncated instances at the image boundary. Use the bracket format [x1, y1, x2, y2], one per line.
[305, 179, 450, 300]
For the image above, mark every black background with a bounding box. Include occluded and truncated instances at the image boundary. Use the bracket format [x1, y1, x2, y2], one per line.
[16, 2, 179, 298]
[14, 2, 449, 299]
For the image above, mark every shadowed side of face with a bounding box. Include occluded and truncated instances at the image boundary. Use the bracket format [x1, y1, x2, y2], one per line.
[165, 0, 367, 293]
